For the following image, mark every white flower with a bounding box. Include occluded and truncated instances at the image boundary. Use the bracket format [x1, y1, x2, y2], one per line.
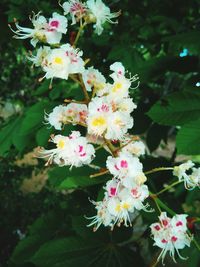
[28, 46, 51, 67]
[43, 48, 70, 79]
[112, 98, 137, 114]
[86, 0, 120, 35]
[105, 111, 133, 140]
[184, 167, 200, 190]
[45, 103, 88, 130]
[173, 160, 194, 180]
[10, 12, 67, 47]
[110, 62, 125, 76]
[150, 212, 191, 264]
[122, 139, 146, 157]
[62, 0, 87, 25]
[106, 152, 144, 188]
[42, 44, 85, 80]
[39, 131, 95, 167]
[61, 43, 85, 74]
[107, 197, 132, 226]
[87, 96, 111, 136]
[48, 12, 68, 33]
[82, 66, 107, 94]
[87, 200, 114, 231]
[108, 74, 131, 101]
[87, 96, 134, 140]
[64, 103, 88, 125]
[45, 105, 67, 130]
[118, 185, 150, 211]
[104, 179, 120, 197]
[173, 160, 200, 190]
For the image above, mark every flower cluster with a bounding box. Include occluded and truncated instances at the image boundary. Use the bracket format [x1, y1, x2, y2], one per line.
[10, 0, 120, 47]
[11, 0, 199, 265]
[10, 12, 68, 47]
[150, 212, 191, 264]
[173, 160, 200, 190]
[62, 0, 120, 35]
[29, 44, 85, 80]
[39, 131, 95, 168]
[87, 62, 138, 140]
[88, 149, 151, 230]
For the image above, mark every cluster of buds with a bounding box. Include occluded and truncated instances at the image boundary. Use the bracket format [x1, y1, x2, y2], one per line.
[11, 0, 199, 265]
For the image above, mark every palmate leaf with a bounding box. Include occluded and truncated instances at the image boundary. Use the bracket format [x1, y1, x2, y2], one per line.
[30, 237, 102, 267]
[147, 91, 200, 126]
[10, 212, 65, 265]
[176, 118, 200, 155]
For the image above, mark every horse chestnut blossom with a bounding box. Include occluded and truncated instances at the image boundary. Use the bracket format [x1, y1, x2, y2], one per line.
[82, 66, 107, 94]
[39, 131, 95, 167]
[88, 177, 151, 230]
[40, 44, 85, 80]
[62, 0, 87, 25]
[12, 1, 199, 264]
[121, 138, 146, 157]
[45, 103, 87, 130]
[86, 0, 120, 35]
[10, 12, 68, 47]
[106, 152, 147, 188]
[87, 95, 135, 140]
[86, 63, 137, 140]
[150, 212, 192, 264]
[173, 161, 200, 190]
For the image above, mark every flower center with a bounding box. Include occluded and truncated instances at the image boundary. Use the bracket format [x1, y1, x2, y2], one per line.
[112, 82, 122, 92]
[50, 20, 59, 28]
[54, 57, 63, 64]
[57, 140, 65, 149]
[91, 116, 106, 127]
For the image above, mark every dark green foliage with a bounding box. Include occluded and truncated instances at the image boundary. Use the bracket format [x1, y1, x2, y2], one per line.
[1, 0, 200, 266]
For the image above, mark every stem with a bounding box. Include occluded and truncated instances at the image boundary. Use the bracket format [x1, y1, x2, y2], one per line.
[104, 139, 117, 156]
[90, 169, 109, 178]
[150, 194, 162, 213]
[114, 136, 140, 154]
[69, 74, 90, 102]
[192, 237, 200, 252]
[78, 74, 90, 102]
[156, 180, 182, 196]
[73, 22, 87, 47]
[145, 167, 174, 175]
[149, 192, 176, 216]
[64, 99, 88, 104]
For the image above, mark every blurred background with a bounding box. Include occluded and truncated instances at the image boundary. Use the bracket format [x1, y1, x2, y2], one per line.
[0, 0, 200, 266]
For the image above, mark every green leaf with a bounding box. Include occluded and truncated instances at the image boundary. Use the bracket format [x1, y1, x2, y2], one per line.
[48, 166, 108, 190]
[30, 237, 100, 267]
[147, 92, 200, 126]
[36, 126, 54, 146]
[19, 101, 56, 135]
[33, 80, 50, 96]
[10, 212, 63, 265]
[176, 118, 200, 155]
[0, 116, 21, 156]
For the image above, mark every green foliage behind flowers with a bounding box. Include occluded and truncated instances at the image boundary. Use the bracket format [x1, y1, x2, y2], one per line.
[1, 0, 200, 267]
